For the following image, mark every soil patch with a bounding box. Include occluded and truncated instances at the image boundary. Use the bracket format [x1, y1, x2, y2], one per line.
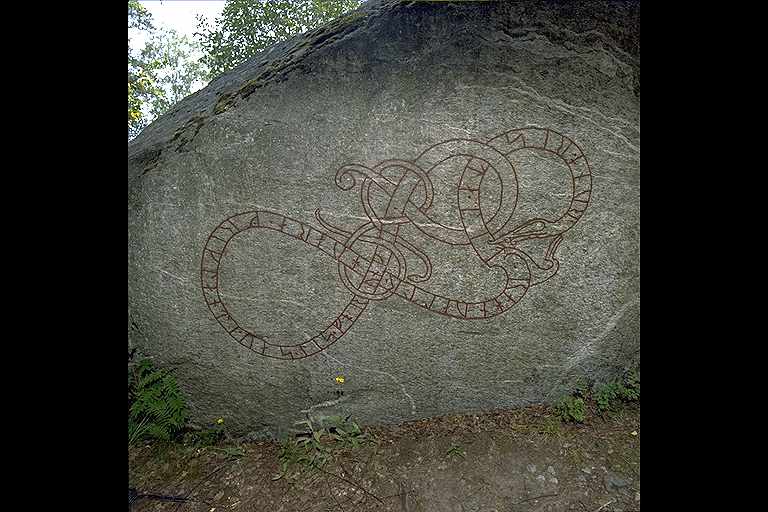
[129, 403, 640, 511]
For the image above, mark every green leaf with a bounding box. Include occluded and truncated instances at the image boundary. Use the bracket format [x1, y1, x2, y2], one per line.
[194, 0, 363, 80]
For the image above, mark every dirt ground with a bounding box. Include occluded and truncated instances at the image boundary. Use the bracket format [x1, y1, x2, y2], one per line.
[129, 403, 640, 512]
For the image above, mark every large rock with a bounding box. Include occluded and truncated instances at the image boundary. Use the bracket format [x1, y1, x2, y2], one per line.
[128, 0, 640, 438]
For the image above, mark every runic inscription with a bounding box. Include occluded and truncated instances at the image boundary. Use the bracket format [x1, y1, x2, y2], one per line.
[200, 128, 592, 359]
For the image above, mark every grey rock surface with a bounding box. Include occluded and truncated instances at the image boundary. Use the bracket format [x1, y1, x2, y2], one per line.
[128, 0, 640, 438]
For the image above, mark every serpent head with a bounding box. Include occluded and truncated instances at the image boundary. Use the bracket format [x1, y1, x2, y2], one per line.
[491, 219, 565, 285]
[493, 218, 554, 250]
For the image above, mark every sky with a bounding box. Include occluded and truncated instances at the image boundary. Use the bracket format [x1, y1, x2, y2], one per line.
[129, 1, 226, 66]
[138, 1, 225, 42]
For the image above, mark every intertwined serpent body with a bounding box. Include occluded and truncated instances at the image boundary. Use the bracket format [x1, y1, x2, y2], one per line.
[200, 128, 592, 359]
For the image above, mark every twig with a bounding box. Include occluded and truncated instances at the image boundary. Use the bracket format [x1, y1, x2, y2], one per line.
[136, 493, 192, 503]
[129, 489, 212, 510]
[339, 461, 370, 505]
[516, 492, 558, 504]
[339, 461, 353, 479]
[279, 460, 318, 501]
[376, 491, 408, 501]
[613, 452, 640, 477]
[314, 465, 384, 504]
[325, 476, 346, 512]
[172, 459, 235, 511]
[595, 498, 616, 512]
[354, 442, 380, 487]
[399, 481, 410, 512]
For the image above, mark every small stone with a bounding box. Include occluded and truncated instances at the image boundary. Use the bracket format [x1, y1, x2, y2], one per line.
[635, 492, 641, 501]
[581, 468, 592, 475]
[527, 464, 537, 473]
[604, 471, 631, 491]
[547, 465, 556, 475]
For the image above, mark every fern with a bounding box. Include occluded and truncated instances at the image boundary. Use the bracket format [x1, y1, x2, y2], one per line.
[128, 359, 187, 445]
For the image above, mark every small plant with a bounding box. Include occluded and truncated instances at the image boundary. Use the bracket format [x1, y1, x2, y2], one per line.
[594, 382, 620, 413]
[445, 444, 466, 459]
[555, 368, 639, 423]
[275, 414, 374, 481]
[538, 415, 563, 436]
[210, 446, 245, 459]
[594, 369, 641, 414]
[128, 359, 187, 446]
[183, 417, 228, 448]
[574, 377, 590, 398]
[618, 369, 640, 401]
[325, 415, 372, 449]
[275, 435, 326, 481]
[556, 396, 586, 423]
[334, 374, 346, 398]
[184, 425, 224, 448]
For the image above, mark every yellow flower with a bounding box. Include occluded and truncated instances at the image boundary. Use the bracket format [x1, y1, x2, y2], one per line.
[216, 418, 224, 425]
[335, 375, 345, 384]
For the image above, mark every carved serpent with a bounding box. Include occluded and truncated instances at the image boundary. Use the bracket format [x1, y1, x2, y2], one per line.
[200, 128, 592, 359]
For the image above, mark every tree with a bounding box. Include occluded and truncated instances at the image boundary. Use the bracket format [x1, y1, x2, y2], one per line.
[195, 0, 362, 80]
[141, 30, 208, 121]
[128, 0, 159, 139]
[128, 1, 208, 140]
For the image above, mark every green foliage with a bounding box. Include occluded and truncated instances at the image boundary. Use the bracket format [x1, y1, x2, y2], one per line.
[128, 1, 208, 140]
[538, 415, 562, 436]
[142, 31, 208, 119]
[556, 368, 641, 422]
[128, 0, 153, 31]
[183, 425, 225, 448]
[619, 369, 640, 401]
[195, 0, 363, 80]
[574, 377, 590, 399]
[275, 414, 373, 480]
[128, 359, 187, 446]
[594, 382, 619, 413]
[594, 369, 641, 414]
[445, 444, 466, 459]
[210, 446, 246, 459]
[556, 396, 586, 423]
[128, 1, 158, 138]
[129, 0, 361, 139]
